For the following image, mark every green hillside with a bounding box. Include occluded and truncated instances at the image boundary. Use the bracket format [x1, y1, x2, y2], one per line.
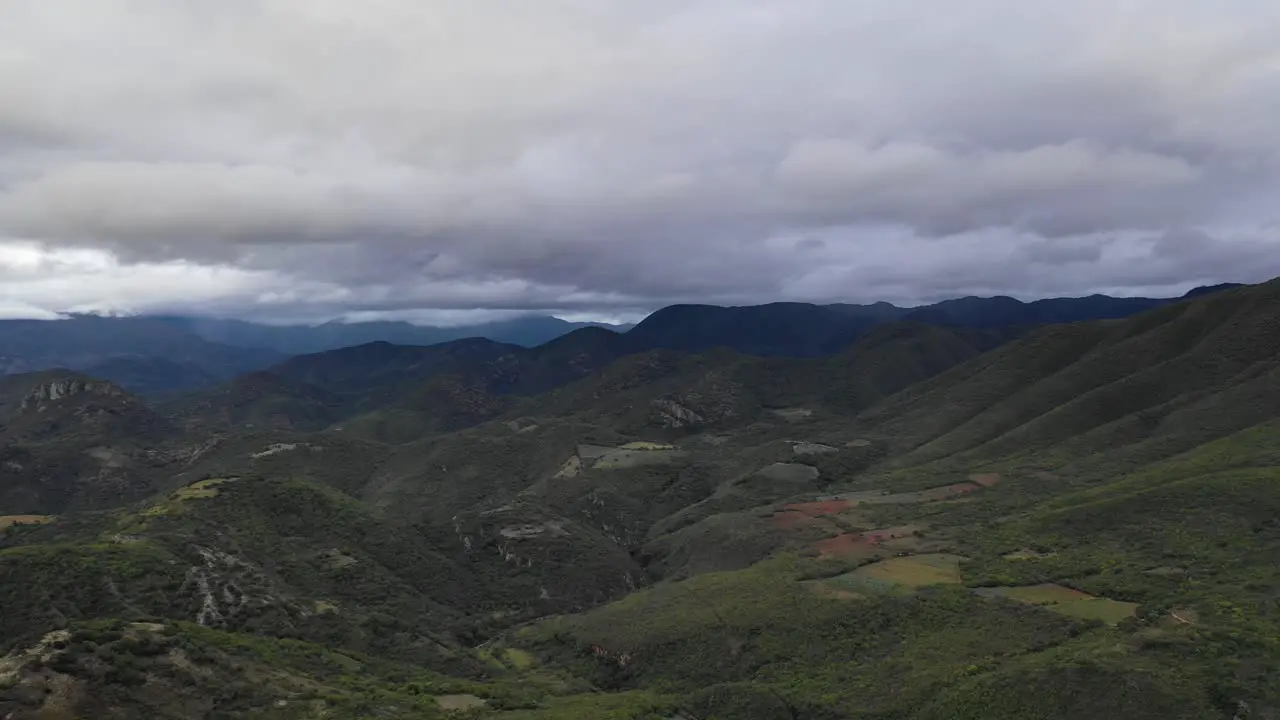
[2, 281, 1278, 718]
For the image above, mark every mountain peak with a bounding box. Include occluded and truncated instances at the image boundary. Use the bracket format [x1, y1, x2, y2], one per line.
[1183, 282, 1246, 298]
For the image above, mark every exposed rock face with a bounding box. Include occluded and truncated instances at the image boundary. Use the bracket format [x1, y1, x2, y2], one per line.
[182, 545, 279, 628]
[652, 398, 706, 428]
[20, 377, 126, 413]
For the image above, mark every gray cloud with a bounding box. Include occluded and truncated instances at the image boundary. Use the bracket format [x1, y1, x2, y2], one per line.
[2, 0, 1279, 321]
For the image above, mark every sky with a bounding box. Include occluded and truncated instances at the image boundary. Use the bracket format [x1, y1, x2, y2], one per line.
[2, 1, 1279, 324]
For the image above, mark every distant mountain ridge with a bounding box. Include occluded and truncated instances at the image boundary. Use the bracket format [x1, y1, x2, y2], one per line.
[167, 282, 1251, 437]
[151, 314, 633, 355]
[0, 285, 1242, 396]
[0, 314, 631, 396]
[627, 286, 1230, 357]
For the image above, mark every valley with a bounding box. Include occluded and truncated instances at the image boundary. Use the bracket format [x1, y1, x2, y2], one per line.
[0, 282, 1277, 719]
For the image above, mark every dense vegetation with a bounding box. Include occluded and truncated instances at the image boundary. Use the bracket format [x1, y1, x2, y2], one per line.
[0, 281, 1276, 718]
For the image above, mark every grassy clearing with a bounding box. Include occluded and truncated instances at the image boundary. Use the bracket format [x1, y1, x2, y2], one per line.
[501, 648, 537, 670]
[552, 455, 583, 478]
[1050, 598, 1139, 624]
[619, 441, 676, 450]
[826, 554, 966, 595]
[173, 477, 233, 500]
[973, 585, 1138, 625]
[435, 693, 487, 711]
[0, 515, 55, 530]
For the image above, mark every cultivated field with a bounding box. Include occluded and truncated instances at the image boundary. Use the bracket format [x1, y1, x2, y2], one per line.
[0, 515, 55, 530]
[825, 554, 966, 595]
[975, 584, 1139, 624]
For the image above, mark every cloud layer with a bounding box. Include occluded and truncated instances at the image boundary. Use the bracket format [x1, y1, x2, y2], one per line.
[3, 0, 1280, 321]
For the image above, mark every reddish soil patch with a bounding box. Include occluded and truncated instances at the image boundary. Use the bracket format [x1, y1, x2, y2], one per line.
[784, 499, 853, 517]
[969, 473, 1001, 488]
[814, 533, 874, 558]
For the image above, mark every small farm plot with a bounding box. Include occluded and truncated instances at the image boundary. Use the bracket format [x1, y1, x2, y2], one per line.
[435, 694, 487, 711]
[973, 583, 1139, 625]
[0, 515, 55, 530]
[813, 533, 880, 559]
[1050, 598, 1140, 624]
[824, 554, 966, 595]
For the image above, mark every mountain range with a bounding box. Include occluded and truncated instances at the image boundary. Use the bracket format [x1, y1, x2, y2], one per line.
[0, 314, 629, 396]
[0, 279, 1275, 719]
[1, 285, 1237, 397]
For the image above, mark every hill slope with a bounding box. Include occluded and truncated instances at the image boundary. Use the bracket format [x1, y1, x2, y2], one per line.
[1, 280, 1278, 718]
[0, 372, 185, 514]
[159, 287, 1225, 431]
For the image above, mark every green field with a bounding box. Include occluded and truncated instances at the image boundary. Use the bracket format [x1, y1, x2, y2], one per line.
[825, 554, 966, 595]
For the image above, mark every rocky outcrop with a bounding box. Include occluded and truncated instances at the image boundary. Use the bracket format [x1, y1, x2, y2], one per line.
[19, 377, 127, 413]
[651, 398, 706, 428]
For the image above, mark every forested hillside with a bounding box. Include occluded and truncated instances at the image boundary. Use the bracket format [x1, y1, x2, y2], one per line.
[1, 282, 1277, 719]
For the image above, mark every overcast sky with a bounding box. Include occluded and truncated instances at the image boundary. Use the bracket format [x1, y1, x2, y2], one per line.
[2, 1, 1279, 324]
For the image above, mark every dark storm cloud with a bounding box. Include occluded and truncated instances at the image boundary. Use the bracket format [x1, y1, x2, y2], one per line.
[1, 0, 1279, 320]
